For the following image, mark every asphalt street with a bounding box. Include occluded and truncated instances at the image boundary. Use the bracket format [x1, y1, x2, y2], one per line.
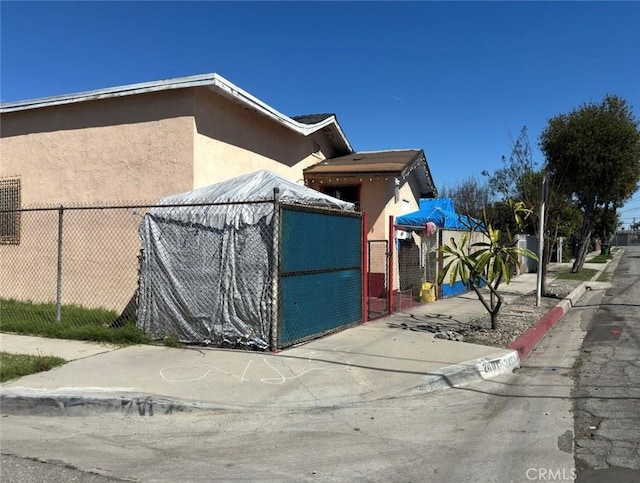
[574, 246, 640, 482]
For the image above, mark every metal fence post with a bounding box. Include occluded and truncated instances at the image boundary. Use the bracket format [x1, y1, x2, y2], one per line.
[387, 215, 394, 315]
[55, 205, 64, 323]
[362, 212, 369, 323]
[270, 188, 280, 351]
[536, 176, 547, 307]
[437, 228, 443, 299]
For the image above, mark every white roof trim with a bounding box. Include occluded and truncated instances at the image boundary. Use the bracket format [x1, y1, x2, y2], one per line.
[0, 73, 353, 152]
[354, 149, 422, 154]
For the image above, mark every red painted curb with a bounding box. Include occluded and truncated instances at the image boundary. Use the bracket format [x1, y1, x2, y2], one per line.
[509, 306, 566, 361]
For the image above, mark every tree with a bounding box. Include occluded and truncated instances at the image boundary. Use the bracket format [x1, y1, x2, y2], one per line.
[437, 203, 538, 329]
[593, 203, 621, 247]
[439, 176, 491, 219]
[540, 95, 640, 272]
[484, 127, 581, 294]
[484, 126, 537, 202]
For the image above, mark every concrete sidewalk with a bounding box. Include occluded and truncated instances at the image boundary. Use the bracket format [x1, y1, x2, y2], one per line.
[0, 255, 613, 416]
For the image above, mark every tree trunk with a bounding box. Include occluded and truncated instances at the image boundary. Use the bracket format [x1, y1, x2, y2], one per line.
[490, 311, 499, 330]
[541, 217, 560, 295]
[471, 281, 503, 330]
[488, 278, 503, 330]
[489, 300, 502, 330]
[487, 288, 503, 330]
[572, 204, 595, 272]
[602, 203, 609, 244]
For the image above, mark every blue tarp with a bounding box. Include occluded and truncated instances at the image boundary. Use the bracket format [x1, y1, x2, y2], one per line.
[395, 198, 474, 230]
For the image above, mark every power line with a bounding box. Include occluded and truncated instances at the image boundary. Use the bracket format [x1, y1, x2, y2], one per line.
[620, 206, 640, 213]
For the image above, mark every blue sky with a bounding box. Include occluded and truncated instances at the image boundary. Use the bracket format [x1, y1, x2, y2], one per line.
[2, 1, 640, 226]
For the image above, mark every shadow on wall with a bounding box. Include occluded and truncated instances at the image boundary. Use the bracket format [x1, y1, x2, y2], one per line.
[193, 89, 335, 169]
[1, 90, 194, 137]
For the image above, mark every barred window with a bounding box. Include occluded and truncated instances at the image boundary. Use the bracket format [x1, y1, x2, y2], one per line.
[0, 178, 21, 245]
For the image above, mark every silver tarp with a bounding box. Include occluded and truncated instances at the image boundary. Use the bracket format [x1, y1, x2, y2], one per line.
[137, 170, 354, 349]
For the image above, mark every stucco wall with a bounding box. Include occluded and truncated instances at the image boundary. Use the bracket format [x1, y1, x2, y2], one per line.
[192, 88, 337, 187]
[359, 176, 420, 240]
[359, 178, 392, 240]
[1, 90, 195, 205]
[388, 180, 421, 291]
[1, 91, 197, 312]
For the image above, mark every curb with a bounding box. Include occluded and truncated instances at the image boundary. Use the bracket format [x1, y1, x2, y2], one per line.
[509, 250, 618, 362]
[0, 387, 227, 417]
[508, 284, 587, 361]
[1, 350, 522, 416]
[408, 350, 520, 395]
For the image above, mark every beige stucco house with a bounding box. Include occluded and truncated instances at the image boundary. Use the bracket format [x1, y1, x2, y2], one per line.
[0, 73, 436, 317]
[0, 74, 354, 312]
[1, 73, 352, 206]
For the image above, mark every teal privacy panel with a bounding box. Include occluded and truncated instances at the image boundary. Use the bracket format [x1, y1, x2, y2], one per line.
[279, 207, 362, 347]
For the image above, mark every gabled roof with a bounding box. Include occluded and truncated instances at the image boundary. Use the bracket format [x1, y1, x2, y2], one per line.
[303, 149, 437, 197]
[0, 73, 353, 155]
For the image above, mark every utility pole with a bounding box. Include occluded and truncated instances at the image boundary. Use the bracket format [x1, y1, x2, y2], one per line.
[536, 176, 547, 307]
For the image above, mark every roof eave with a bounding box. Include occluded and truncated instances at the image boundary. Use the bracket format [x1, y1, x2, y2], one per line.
[304, 170, 405, 178]
[407, 150, 437, 198]
[0, 73, 353, 154]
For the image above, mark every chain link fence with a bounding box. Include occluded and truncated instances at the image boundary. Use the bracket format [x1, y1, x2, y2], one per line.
[367, 239, 389, 320]
[1, 198, 363, 351]
[394, 230, 439, 312]
[1, 204, 147, 329]
[390, 226, 489, 312]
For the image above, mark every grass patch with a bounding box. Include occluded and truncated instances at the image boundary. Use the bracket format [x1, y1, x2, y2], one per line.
[0, 352, 67, 382]
[555, 268, 598, 281]
[587, 254, 613, 263]
[161, 335, 184, 348]
[0, 299, 149, 345]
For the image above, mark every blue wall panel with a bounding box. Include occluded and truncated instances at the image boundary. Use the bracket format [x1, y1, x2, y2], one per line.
[441, 280, 468, 298]
[281, 209, 361, 273]
[280, 269, 362, 344]
[279, 208, 362, 347]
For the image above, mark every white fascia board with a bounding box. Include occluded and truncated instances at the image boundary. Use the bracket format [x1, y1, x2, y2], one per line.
[355, 148, 423, 154]
[0, 73, 353, 152]
[0, 74, 221, 112]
